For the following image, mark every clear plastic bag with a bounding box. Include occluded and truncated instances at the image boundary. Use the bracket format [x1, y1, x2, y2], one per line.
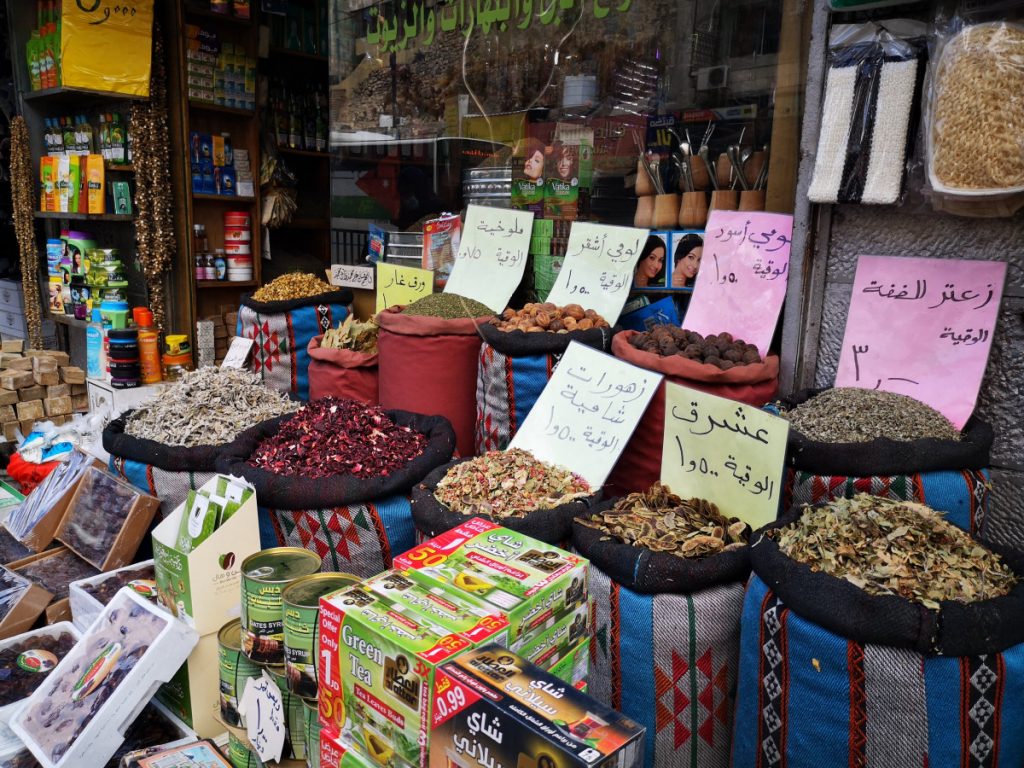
[808, 20, 928, 206]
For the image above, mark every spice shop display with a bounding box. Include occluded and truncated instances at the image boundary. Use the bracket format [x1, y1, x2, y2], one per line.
[475, 306, 617, 453]
[10, 590, 198, 768]
[573, 485, 751, 767]
[0, 622, 80, 710]
[607, 330, 779, 495]
[430, 645, 645, 768]
[772, 388, 993, 535]
[412, 449, 597, 543]
[217, 399, 455, 574]
[0, 566, 50, 640]
[308, 317, 380, 405]
[237, 277, 352, 401]
[104, 367, 299, 517]
[69, 561, 157, 632]
[733, 497, 1024, 768]
[377, 300, 490, 457]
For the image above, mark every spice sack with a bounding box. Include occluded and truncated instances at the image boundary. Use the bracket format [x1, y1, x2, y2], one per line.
[307, 334, 378, 405]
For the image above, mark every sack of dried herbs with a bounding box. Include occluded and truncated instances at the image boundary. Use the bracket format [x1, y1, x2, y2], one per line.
[411, 451, 601, 543]
[216, 400, 456, 576]
[307, 333, 379, 405]
[771, 387, 994, 537]
[237, 283, 354, 401]
[575, 484, 752, 768]
[607, 330, 780, 495]
[377, 303, 491, 458]
[474, 316, 618, 453]
[733, 496, 1024, 768]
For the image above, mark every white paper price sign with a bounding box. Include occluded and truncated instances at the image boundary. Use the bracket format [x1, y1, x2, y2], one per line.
[376, 262, 433, 312]
[327, 263, 375, 290]
[220, 337, 254, 369]
[443, 205, 534, 313]
[510, 341, 661, 488]
[545, 222, 648, 324]
[661, 383, 789, 528]
[238, 671, 286, 763]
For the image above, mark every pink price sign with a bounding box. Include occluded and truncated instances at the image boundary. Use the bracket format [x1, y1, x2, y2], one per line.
[682, 211, 793, 357]
[835, 255, 1006, 430]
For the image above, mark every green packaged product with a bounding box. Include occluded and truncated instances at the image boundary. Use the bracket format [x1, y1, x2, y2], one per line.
[175, 490, 222, 554]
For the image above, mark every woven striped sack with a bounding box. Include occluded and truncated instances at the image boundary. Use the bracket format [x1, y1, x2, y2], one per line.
[773, 389, 994, 536]
[216, 410, 455, 577]
[236, 288, 352, 401]
[474, 323, 616, 453]
[732, 505, 1024, 768]
[103, 412, 220, 519]
[573, 504, 750, 768]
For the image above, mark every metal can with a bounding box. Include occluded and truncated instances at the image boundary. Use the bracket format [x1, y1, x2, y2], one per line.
[304, 697, 322, 768]
[240, 548, 321, 664]
[283, 573, 359, 699]
[227, 731, 263, 768]
[218, 618, 262, 727]
[267, 664, 307, 761]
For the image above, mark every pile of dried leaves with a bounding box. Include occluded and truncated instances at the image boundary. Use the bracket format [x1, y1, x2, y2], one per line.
[577, 483, 750, 559]
[321, 315, 379, 354]
[771, 495, 1018, 607]
[434, 448, 590, 519]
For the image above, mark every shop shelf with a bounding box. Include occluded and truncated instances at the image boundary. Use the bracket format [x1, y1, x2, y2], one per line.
[49, 313, 90, 329]
[105, 163, 134, 173]
[23, 86, 141, 107]
[196, 280, 257, 289]
[192, 193, 256, 203]
[269, 46, 328, 64]
[188, 101, 255, 118]
[35, 211, 134, 222]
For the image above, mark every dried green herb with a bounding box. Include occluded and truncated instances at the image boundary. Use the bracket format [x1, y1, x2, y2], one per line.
[401, 293, 492, 319]
[779, 388, 960, 443]
[577, 483, 749, 559]
[771, 495, 1017, 608]
[434, 448, 590, 519]
[322, 315, 379, 354]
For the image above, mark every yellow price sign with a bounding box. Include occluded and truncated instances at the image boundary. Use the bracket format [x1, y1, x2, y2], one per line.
[376, 262, 433, 313]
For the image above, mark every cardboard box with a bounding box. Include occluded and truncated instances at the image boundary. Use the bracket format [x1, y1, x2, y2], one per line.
[151, 474, 260, 635]
[318, 585, 480, 766]
[11, 547, 101, 621]
[44, 396, 72, 417]
[155, 629, 221, 738]
[430, 645, 645, 768]
[0, 566, 52, 641]
[393, 518, 589, 641]
[15, 400, 43, 421]
[18, 385, 45, 402]
[511, 598, 590, 671]
[547, 635, 590, 688]
[69, 559, 156, 631]
[0, 390, 17, 406]
[321, 733, 377, 768]
[0, 481, 24, 518]
[0, 621, 82, 726]
[1, 370, 32, 389]
[10, 589, 199, 768]
[32, 370, 58, 386]
[60, 367, 85, 385]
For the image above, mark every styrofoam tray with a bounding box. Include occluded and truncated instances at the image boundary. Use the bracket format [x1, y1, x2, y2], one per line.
[69, 559, 156, 632]
[0, 621, 83, 726]
[10, 589, 198, 768]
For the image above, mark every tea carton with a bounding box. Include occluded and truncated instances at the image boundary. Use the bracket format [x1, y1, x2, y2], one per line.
[320, 732, 377, 768]
[318, 585, 479, 767]
[546, 636, 590, 690]
[392, 518, 588, 641]
[511, 599, 590, 673]
[430, 645, 644, 768]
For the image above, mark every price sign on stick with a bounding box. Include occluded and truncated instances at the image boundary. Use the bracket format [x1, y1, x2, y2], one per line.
[835, 255, 1006, 430]
[443, 205, 534, 313]
[545, 222, 649, 324]
[376, 262, 433, 313]
[510, 341, 661, 488]
[220, 337, 254, 369]
[238, 671, 286, 763]
[661, 383, 789, 528]
[682, 211, 794, 357]
[327, 263, 375, 290]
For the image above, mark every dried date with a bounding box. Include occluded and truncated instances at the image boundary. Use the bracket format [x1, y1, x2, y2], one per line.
[16, 549, 99, 601]
[0, 630, 77, 706]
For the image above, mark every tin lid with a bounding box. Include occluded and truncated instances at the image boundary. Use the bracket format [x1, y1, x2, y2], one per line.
[242, 548, 321, 583]
[282, 572, 359, 609]
[108, 329, 139, 340]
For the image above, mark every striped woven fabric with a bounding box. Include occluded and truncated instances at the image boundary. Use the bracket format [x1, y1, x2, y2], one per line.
[733, 575, 1024, 768]
[108, 456, 216, 520]
[588, 565, 744, 768]
[474, 342, 554, 453]
[785, 468, 991, 536]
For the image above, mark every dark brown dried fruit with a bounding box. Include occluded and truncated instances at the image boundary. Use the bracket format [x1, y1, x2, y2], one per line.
[0, 630, 77, 706]
[631, 328, 763, 368]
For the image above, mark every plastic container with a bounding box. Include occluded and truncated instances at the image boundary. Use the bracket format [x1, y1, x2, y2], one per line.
[161, 352, 194, 381]
[136, 311, 162, 385]
[70, 275, 89, 320]
[86, 309, 106, 379]
[100, 300, 130, 330]
[46, 240, 63, 275]
[224, 242, 251, 256]
[224, 227, 251, 242]
[224, 211, 250, 228]
[165, 335, 190, 355]
[61, 231, 95, 276]
[0, 622, 83, 726]
[110, 376, 140, 389]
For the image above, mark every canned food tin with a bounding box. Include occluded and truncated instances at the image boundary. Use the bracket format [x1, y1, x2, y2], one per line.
[304, 697, 322, 768]
[218, 618, 262, 727]
[283, 573, 359, 699]
[268, 664, 307, 761]
[228, 731, 264, 768]
[240, 548, 321, 664]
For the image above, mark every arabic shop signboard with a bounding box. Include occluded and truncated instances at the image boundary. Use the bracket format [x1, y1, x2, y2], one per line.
[443, 205, 535, 313]
[510, 341, 661, 488]
[835, 255, 1006, 430]
[682, 210, 793, 358]
[328, 263, 375, 290]
[376, 262, 434, 312]
[546, 222, 649, 325]
[661, 383, 789, 528]
[365, 0, 636, 54]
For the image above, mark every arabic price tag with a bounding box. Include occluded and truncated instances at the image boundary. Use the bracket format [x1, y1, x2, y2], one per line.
[376, 262, 434, 313]
[510, 341, 661, 488]
[682, 211, 794, 357]
[545, 222, 649, 324]
[327, 263, 375, 290]
[835, 255, 1006, 430]
[220, 337, 254, 369]
[240, 671, 285, 764]
[661, 383, 789, 528]
[443, 205, 534, 313]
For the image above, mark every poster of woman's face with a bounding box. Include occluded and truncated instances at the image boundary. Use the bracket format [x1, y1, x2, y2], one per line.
[670, 232, 704, 288]
[547, 143, 578, 183]
[633, 234, 668, 289]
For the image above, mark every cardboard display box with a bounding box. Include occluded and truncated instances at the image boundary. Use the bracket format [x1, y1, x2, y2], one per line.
[11, 547, 101, 627]
[0, 565, 52, 641]
[155, 629, 221, 739]
[321, 733, 376, 768]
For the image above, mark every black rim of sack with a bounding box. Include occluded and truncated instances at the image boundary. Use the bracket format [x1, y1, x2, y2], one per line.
[572, 496, 750, 595]
[411, 457, 602, 543]
[103, 411, 226, 472]
[215, 408, 456, 508]
[776, 388, 993, 475]
[478, 322, 618, 355]
[240, 288, 354, 314]
[750, 503, 1024, 656]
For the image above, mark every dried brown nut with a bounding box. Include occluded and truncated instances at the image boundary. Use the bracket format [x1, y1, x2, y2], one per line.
[535, 311, 552, 329]
[564, 303, 585, 319]
[577, 318, 594, 331]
